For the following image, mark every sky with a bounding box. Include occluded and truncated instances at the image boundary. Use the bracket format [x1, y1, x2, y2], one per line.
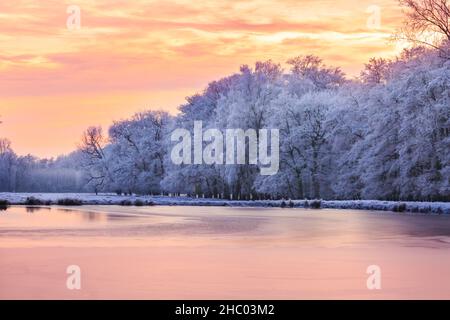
[0, 0, 407, 158]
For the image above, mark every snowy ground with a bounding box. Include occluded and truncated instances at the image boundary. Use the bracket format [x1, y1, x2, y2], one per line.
[0, 192, 449, 214]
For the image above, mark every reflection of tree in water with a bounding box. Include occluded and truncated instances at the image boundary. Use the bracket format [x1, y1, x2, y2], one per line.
[85, 212, 103, 221]
[77, 210, 105, 222]
[52, 208, 105, 222]
[25, 206, 52, 213]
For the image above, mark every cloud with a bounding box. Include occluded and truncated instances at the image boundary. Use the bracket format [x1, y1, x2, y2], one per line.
[0, 0, 405, 157]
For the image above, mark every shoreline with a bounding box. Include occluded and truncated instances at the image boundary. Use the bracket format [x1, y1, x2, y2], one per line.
[0, 192, 449, 214]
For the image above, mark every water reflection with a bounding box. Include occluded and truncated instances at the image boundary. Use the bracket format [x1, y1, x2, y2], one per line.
[84, 211, 107, 222]
[25, 207, 51, 213]
[0, 206, 449, 248]
[53, 207, 108, 222]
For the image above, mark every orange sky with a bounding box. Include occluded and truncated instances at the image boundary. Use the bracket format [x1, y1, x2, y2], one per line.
[0, 0, 407, 158]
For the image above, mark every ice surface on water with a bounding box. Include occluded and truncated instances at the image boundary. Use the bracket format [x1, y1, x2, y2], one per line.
[1, 205, 450, 299]
[1, 205, 450, 248]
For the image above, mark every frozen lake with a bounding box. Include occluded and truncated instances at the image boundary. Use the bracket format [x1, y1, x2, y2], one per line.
[1, 205, 450, 299]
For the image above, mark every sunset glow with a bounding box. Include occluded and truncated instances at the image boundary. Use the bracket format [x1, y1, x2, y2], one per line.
[0, 0, 404, 157]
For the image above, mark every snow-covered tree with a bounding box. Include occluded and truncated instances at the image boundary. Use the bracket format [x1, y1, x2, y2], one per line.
[108, 110, 171, 194]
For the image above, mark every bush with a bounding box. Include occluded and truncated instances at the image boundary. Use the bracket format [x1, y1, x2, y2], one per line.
[134, 199, 154, 206]
[393, 203, 406, 212]
[309, 200, 321, 209]
[57, 198, 83, 206]
[288, 200, 294, 208]
[119, 200, 133, 206]
[25, 197, 44, 205]
[280, 200, 286, 208]
[0, 199, 9, 210]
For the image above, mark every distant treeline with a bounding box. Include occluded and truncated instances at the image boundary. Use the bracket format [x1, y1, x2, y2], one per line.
[0, 142, 86, 193]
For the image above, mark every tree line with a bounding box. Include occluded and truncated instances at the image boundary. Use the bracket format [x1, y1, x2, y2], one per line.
[1, 0, 449, 201]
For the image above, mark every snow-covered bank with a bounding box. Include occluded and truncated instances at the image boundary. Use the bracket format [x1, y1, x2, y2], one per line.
[0, 192, 449, 214]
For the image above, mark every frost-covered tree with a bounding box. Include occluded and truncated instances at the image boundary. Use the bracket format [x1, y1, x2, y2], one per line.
[79, 126, 114, 194]
[215, 61, 284, 198]
[287, 55, 346, 90]
[360, 58, 392, 85]
[339, 46, 450, 200]
[396, 0, 450, 59]
[108, 111, 171, 194]
[161, 76, 236, 197]
[0, 139, 17, 192]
